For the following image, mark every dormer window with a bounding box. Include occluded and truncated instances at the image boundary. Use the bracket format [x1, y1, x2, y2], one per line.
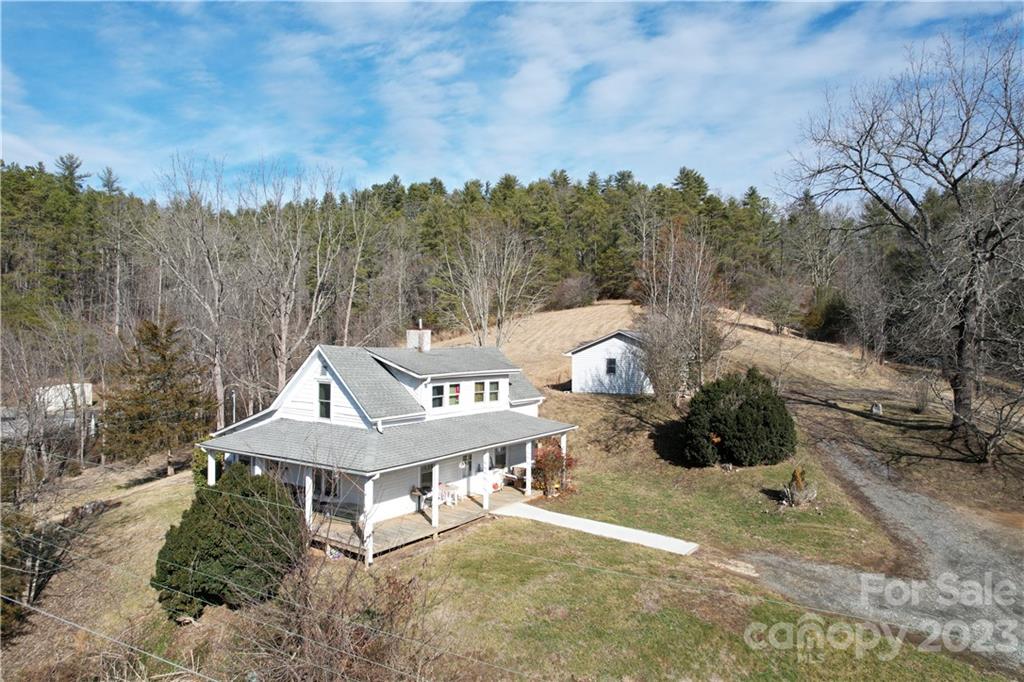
[489, 381, 499, 401]
[318, 383, 331, 419]
[431, 385, 444, 408]
[474, 382, 485, 403]
[448, 383, 460, 406]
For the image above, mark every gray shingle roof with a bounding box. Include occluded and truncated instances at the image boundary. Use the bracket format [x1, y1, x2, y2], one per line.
[509, 373, 543, 403]
[366, 346, 519, 378]
[201, 411, 574, 473]
[564, 329, 643, 355]
[318, 346, 423, 420]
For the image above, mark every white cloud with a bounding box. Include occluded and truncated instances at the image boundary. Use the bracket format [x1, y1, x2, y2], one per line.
[2, 1, 1017, 199]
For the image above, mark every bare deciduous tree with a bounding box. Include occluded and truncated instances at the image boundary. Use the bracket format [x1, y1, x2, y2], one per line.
[794, 27, 1024, 438]
[136, 156, 238, 429]
[439, 218, 544, 347]
[240, 166, 345, 392]
[638, 221, 722, 403]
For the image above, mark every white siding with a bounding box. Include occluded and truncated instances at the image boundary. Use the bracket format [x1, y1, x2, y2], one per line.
[372, 468, 420, 522]
[276, 350, 369, 428]
[423, 375, 509, 420]
[570, 336, 652, 395]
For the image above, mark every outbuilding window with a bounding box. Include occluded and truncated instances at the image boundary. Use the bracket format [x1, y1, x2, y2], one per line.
[431, 385, 444, 408]
[449, 383, 461, 406]
[474, 381, 486, 402]
[318, 383, 331, 418]
[606, 358, 617, 375]
[489, 381, 499, 401]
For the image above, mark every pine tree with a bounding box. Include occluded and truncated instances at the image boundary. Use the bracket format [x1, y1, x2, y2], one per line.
[152, 462, 304, 620]
[103, 320, 214, 475]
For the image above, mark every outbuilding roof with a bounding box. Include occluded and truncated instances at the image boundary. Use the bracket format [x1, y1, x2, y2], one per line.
[563, 329, 644, 356]
[201, 410, 574, 474]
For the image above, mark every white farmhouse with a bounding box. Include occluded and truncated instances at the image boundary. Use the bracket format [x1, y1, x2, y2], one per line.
[199, 328, 575, 565]
[563, 329, 653, 395]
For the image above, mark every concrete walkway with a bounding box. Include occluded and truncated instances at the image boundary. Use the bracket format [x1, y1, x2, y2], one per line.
[493, 502, 700, 556]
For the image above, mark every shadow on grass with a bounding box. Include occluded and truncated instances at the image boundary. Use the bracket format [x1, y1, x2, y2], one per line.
[791, 389, 1024, 495]
[547, 379, 572, 392]
[118, 458, 191, 489]
[787, 390, 948, 433]
[607, 398, 712, 469]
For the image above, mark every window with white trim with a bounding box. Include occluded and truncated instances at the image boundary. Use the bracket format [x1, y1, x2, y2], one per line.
[489, 381, 499, 401]
[606, 358, 617, 375]
[474, 381, 485, 403]
[448, 383, 461, 406]
[318, 382, 331, 418]
[493, 446, 507, 468]
[431, 385, 444, 408]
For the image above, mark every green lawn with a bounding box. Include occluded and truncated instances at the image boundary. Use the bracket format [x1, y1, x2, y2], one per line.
[396, 519, 999, 680]
[534, 392, 898, 569]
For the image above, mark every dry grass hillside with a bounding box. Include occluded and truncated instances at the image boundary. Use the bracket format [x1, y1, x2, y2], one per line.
[442, 301, 1023, 519]
[438, 299, 638, 386]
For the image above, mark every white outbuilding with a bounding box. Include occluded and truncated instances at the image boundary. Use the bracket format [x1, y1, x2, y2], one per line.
[563, 330, 653, 395]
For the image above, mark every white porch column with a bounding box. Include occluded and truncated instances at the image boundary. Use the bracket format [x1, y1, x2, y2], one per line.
[560, 433, 568, 490]
[206, 450, 217, 486]
[363, 476, 375, 566]
[304, 467, 314, 525]
[482, 451, 491, 511]
[431, 462, 440, 528]
[524, 441, 533, 496]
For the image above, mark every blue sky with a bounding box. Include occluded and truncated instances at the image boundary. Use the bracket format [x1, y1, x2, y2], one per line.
[1, 2, 1018, 199]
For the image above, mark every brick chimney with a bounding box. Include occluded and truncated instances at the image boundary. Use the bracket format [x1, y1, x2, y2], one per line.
[406, 318, 431, 352]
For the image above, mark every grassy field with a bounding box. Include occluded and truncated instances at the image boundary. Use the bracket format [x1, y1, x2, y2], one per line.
[384, 519, 1001, 680]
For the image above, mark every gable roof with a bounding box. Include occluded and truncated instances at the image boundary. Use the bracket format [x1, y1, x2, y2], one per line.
[201, 410, 574, 474]
[563, 329, 644, 356]
[318, 346, 424, 420]
[366, 346, 520, 378]
[509, 373, 543, 403]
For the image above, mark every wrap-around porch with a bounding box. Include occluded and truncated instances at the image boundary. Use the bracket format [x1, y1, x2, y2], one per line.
[206, 430, 569, 565]
[311, 485, 537, 559]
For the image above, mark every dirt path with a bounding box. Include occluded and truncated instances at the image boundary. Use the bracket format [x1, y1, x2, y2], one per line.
[746, 441, 1024, 672]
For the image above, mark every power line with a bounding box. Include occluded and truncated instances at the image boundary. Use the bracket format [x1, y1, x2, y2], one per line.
[8, 518, 536, 680]
[0, 594, 220, 682]
[2, 541, 393, 682]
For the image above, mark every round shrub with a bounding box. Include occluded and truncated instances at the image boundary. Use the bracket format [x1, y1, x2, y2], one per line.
[152, 462, 305, 620]
[681, 368, 796, 467]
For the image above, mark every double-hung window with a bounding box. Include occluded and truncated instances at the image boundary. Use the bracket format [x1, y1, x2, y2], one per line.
[318, 382, 331, 418]
[449, 383, 461, 406]
[431, 385, 444, 408]
[489, 381, 499, 401]
[474, 381, 486, 403]
[606, 358, 617, 375]
[493, 446, 508, 468]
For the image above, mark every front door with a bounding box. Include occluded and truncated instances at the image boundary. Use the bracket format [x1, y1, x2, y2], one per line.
[462, 453, 473, 496]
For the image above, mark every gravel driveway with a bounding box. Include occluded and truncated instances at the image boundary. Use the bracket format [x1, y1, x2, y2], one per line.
[746, 441, 1024, 672]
